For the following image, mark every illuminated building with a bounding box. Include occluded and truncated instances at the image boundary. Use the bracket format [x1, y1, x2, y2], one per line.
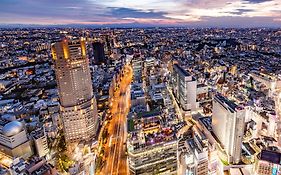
[51, 38, 98, 144]
[172, 64, 197, 112]
[254, 150, 281, 175]
[230, 65, 237, 75]
[132, 56, 143, 81]
[196, 84, 210, 104]
[144, 57, 155, 76]
[103, 34, 115, 55]
[249, 71, 281, 96]
[212, 94, 246, 164]
[179, 129, 209, 175]
[127, 110, 178, 174]
[0, 119, 32, 159]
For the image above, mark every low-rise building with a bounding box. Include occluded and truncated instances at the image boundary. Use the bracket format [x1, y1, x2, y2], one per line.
[127, 110, 178, 175]
[0, 118, 32, 159]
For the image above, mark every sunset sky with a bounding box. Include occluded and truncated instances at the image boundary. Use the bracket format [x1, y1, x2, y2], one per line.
[0, 0, 280, 27]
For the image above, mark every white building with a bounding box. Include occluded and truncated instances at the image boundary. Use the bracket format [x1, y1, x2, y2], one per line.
[0, 119, 32, 158]
[212, 94, 246, 164]
[31, 126, 49, 158]
[172, 64, 197, 112]
[178, 127, 209, 175]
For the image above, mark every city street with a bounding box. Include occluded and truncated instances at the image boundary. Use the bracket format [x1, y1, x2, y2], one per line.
[97, 64, 132, 175]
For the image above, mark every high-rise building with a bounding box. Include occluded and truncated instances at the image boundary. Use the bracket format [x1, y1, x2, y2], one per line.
[212, 94, 246, 164]
[132, 56, 143, 81]
[172, 64, 197, 112]
[92, 42, 105, 65]
[51, 38, 98, 144]
[104, 35, 114, 55]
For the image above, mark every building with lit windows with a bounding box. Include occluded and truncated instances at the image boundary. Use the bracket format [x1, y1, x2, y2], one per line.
[51, 38, 98, 144]
[212, 94, 246, 164]
[178, 127, 208, 175]
[127, 110, 178, 175]
[254, 150, 281, 175]
[172, 64, 197, 112]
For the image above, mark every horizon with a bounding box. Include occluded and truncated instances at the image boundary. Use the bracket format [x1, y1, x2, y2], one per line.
[0, 23, 281, 29]
[1, 0, 281, 28]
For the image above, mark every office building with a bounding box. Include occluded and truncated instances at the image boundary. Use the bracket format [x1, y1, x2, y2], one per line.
[51, 38, 98, 144]
[254, 150, 281, 175]
[212, 94, 246, 164]
[104, 35, 115, 55]
[172, 64, 197, 112]
[92, 42, 105, 65]
[0, 118, 32, 159]
[132, 56, 143, 81]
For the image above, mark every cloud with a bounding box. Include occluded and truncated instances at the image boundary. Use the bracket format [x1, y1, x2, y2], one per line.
[192, 16, 281, 27]
[243, 0, 272, 3]
[0, 0, 280, 27]
[108, 7, 168, 19]
[180, 0, 232, 9]
[230, 9, 255, 15]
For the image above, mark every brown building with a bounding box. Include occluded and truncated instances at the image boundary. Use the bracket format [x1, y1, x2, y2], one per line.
[51, 38, 98, 144]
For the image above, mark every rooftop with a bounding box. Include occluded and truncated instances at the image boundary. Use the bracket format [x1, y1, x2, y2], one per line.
[173, 64, 190, 77]
[214, 93, 238, 112]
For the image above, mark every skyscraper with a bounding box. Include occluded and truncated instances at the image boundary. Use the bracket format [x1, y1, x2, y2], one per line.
[51, 38, 98, 144]
[92, 42, 105, 65]
[172, 64, 197, 112]
[212, 94, 246, 164]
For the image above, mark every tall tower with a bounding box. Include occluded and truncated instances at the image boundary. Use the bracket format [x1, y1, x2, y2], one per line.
[51, 38, 98, 144]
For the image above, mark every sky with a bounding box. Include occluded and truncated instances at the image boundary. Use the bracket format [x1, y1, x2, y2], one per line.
[0, 0, 280, 27]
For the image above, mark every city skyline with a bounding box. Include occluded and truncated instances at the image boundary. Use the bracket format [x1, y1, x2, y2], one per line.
[0, 26, 281, 174]
[0, 2, 281, 173]
[1, 0, 281, 28]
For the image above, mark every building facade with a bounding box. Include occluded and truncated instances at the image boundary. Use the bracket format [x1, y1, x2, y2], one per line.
[52, 38, 98, 143]
[254, 150, 281, 175]
[127, 111, 178, 175]
[172, 64, 197, 112]
[128, 139, 178, 175]
[31, 126, 49, 158]
[178, 128, 209, 175]
[0, 120, 32, 158]
[92, 42, 105, 65]
[212, 94, 246, 164]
